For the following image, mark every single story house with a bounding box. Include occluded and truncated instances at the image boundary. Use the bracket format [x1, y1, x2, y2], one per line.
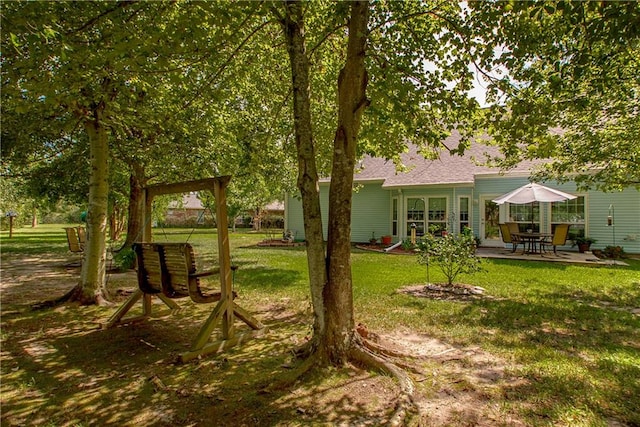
[284, 133, 640, 254]
[165, 192, 213, 226]
[165, 193, 284, 229]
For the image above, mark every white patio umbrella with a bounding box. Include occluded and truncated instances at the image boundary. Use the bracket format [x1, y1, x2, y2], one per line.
[493, 183, 577, 229]
[492, 183, 577, 205]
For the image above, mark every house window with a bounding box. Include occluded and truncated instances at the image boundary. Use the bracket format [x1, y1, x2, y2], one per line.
[551, 196, 585, 238]
[406, 198, 425, 236]
[392, 198, 398, 236]
[509, 203, 540, 232]
[459, 197, 470, 233]
[428, 197, 447, 235]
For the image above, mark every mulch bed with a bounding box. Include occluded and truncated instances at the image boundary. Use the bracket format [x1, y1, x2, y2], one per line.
[398, 283, 491, 302]
[355, 244, 415, 255]
[257, 239, 305, 247]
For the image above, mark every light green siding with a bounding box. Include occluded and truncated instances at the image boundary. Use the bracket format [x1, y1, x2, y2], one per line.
[284, 192, 307, 242]
[587, 187, 640, 254]
[349, 183, 392, 242]
[285, 182, 391, 242]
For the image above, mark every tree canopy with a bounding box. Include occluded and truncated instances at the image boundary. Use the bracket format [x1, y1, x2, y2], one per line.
[468, 1, 640, 191]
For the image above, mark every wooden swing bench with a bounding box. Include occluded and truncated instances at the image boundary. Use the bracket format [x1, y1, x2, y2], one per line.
[103, 242, 264, 362]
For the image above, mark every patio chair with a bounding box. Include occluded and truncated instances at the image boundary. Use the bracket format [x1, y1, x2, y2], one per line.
[76, 226, 86, 249]
[541, 223, 571, 255]
[499, 223, 524, 253]
[64, 227, 83, 253]
[506, 222, 520, 236]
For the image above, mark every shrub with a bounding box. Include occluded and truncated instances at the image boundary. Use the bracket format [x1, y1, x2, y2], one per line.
[416, 232, 483, 286]
[602, 245, 625, 259]
[114, 247, 136, 270]
[401, 238, 414, 251]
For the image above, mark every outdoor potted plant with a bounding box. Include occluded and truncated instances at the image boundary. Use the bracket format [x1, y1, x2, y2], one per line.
[369, 232, 378, 245]
[381, 235, 392, 245]
[573, 236, 596, 253]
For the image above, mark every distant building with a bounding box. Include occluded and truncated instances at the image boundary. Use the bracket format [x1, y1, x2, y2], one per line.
[165, 193, 284, 229]
[164, 193, 213, 226]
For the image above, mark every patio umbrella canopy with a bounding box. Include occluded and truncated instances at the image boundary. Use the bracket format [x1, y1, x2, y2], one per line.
[493, 183, 577, 231]
[493, 183, 577, 205]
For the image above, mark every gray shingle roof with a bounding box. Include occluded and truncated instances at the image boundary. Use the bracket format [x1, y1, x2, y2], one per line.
[350, 131, 544, 188]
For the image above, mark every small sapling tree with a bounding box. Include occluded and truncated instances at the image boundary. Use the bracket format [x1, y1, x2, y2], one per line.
[416, 231, 482, 286]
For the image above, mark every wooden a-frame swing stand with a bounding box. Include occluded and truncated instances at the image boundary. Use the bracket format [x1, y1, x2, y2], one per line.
[103, 176, 264, 362]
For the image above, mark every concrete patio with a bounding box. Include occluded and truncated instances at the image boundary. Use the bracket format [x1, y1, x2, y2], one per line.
[475, 246, 629, 266]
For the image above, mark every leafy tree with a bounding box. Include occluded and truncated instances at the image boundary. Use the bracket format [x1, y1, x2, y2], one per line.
[273, 2, 487, 419]
[467, 1, 640, 191]
[4, 1, 167, 303]
[2, 1, 290, 303]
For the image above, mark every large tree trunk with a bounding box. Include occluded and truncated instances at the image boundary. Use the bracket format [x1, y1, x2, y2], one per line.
[279, 3, 416, 420]
[324, 0, 370, 364]
[283, 0, 328, 348]
[283, 0, 370, 364]
[121, 161, 146, 249]
[77, 102, 110, 304]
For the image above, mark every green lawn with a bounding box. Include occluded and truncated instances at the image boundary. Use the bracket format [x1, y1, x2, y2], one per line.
[2, 224, 639, 425]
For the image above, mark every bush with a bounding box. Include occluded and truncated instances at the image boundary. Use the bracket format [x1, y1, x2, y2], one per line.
[416, 232, 483, 286]
[114, 247, 136, 270]
[401, 238, 414, 250]
[602, 245, 625, 259]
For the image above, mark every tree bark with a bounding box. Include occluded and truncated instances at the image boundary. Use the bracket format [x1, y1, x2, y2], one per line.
[324, 0, 370, 364]
[121, 161, 147, 249]
[283, 0, 328, 350]
[78, 101, 110, 304]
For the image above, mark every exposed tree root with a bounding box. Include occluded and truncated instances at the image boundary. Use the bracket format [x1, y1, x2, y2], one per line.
[292, 337, 316, 359]
[361, 338, 425, 375]
[31, 284, 109, 310]
[280, 330, 422, 425]
[349, 335, 418, 426]
[260, 351, 319, 393]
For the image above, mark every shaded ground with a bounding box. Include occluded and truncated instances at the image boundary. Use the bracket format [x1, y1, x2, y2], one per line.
[1, 253, 525, 426]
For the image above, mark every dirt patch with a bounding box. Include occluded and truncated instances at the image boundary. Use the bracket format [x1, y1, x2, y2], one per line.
[1, 253, 522, 426]
[370, 331, 526, 426]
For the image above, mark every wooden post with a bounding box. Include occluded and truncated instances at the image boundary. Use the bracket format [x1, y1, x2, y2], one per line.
[213, 177, 234, 340]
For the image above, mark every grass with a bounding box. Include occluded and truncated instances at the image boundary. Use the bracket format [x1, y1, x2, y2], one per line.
[1, 224, 639, 425]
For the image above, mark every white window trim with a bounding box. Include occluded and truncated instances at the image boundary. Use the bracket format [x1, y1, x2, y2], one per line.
[403, 195, 450, 236]
[458, 195, 471, 234]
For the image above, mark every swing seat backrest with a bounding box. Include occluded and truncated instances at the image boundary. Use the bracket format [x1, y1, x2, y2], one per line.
[158, 243, 234, 304]
[77, 226, 86, 248]
[133, 242, 232, 304]
[157, 243, 197, 299]
[132, 243, 165, 295]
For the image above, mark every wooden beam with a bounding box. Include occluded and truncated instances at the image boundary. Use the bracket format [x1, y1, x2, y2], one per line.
[145, 176, 231, 198]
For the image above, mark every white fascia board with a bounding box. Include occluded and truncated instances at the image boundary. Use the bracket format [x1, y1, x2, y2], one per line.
[381, 181, 475, 190]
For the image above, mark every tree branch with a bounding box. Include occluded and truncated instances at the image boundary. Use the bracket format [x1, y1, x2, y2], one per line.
[65, 1, 138, 36]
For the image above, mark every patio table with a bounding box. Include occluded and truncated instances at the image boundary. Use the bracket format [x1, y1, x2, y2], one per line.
[513, 232, 552, 254]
